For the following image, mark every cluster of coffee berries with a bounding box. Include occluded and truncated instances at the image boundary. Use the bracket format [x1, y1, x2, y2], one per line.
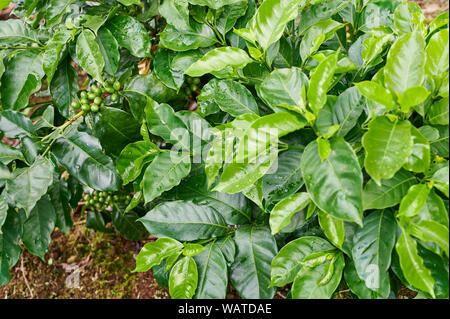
[182, 76, 202, 97]
[83, 191, 132, 211]
[71, 79, 122, 113]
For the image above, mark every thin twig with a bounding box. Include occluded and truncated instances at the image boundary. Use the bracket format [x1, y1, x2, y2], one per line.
[20, 257, 34, 298]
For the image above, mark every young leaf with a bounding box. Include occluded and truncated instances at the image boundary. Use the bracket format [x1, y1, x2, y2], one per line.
[307, 53, 338, 115]
[184, 47, 252, 77]
[270, 192, 310, 235]
[250, 0, 304, 51]
[318, 211, 345, 249]
[169, 256, 198, 299]
[134, 238, 183, 272]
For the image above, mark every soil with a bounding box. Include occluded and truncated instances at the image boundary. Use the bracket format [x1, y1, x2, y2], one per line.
[1, 0, 447, 300]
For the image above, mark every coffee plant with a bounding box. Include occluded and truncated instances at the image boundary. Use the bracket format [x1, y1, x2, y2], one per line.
[0, 0, 448, 299]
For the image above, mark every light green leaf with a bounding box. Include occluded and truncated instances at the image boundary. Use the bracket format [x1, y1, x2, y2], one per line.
[169, 256, 198, 299]
[307, 53, 338, 115]
[362, 116, 413, 185]
[212, 80, 258, 116]
[159, 22, 217, 52]
[292, 252, 345, 299]
[159, 0, 190, 31]
[318, 211, 345, 248]
[355, 81, 395, 109]
[185, 47, 252, 77]
[398, 86, 430, 112]
[0, 19, 40, 45]
[407, 220, 449, 257]
[384, 31, 426, 95]
[270, 192, 310, 235]
[396, 229, 435, 298]
[398, 184, 430, 226]
[428, 98, 449, 125]
[403, 126, 430, 173]
[134, 238, 183, 272]
[301, 137, 363, 225]
[250, 0, 304, 51]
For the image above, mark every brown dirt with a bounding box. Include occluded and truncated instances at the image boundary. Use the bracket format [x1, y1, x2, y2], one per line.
[0, 213, 170, 299]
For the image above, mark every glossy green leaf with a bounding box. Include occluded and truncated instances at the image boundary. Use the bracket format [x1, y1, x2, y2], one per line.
[159, 21, 216, 52]
[352, 210, 396, 298]
[316, 87, 366, 137]
[301, 137, 363, 225]
[1, 50, 44, 110]
[42, 28, 72, 84]
[235, 112, 306, 163]
[169, 256, 198, 299]
[50, 57, 79, 118]
[0, 195, 7, 234]
[300, 20, 343, 61]
[144, 99, 190, 150]
[431, 166, 449, 198]
[408, 220, 449, 257]
[212, 79, 258, 116]
[187, 0, 243, 9]
[134, 237, 183, 272]
[291, 252, 345, 299]
[318, 211, 345, 248]
[297, 0, 350, 35]
[398, 184, 430, 226]
[250, 0, 304, 51]
[363, 170, 417, 210]
[307, 53, 338, 115]
[0, 110, 37, 138]
[139, 201, 228, 241]
[362, 116, 413, 185]
[270, 192, 309, 235]
[230, 224, 277, 299]
[193, 242, 228, 299]
[355, 81, 395, 109]
[159, 0, 190, 31]
[214, 146, 278, 194]
[21, 196, 56, 259]
[344, 259, 377, 299]
[270, 236, 335, 287]
[143, 151, 191, 203]
[185, 47, 252, 77]
[0, 143, 24, 165]
[384, 31, 426, 95]
[3, 156, 53, 215]
[262, 149, 304, 205]
[95, 107, 141, 156]
[403, 126, 430, 173]
[428, 98, 449, 125]
[0, 209, 21, 285]
[398, 86, 430, 112]
[256, 67, 308, 113]
[76, 29, 105, 83]
[0, 19, 39, 45]
[96, 27, 120, 76]
[396, 229, 435, 298]
[52, 131, 121, 191]
[106, 15, 151, 58]
[116, 141, 159, 185]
